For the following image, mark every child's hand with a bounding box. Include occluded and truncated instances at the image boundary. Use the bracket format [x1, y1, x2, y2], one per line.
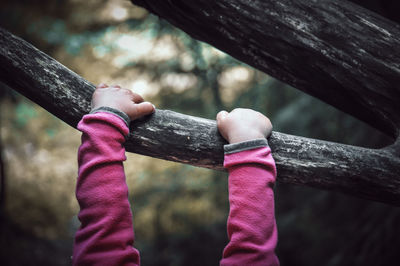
[91, 83, 155, 121]
[216, 108, 272, 144]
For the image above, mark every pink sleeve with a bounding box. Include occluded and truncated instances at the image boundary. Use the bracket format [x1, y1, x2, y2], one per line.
[73, 112, 140, 266]
[220, 145, 279, 266]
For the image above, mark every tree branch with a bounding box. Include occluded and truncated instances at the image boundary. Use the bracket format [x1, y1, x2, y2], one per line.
[0, 27, 399, 205]
[131, 0, 400, 139]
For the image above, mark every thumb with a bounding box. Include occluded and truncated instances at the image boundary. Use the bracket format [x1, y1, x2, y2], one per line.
[131, 102, 155, 120]
[216, 110, 229, 122]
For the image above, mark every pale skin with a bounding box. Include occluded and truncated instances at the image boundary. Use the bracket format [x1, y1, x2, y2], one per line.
[216, 109, 273, 144]
[91, 83, 155, 120]
[91, 84, 273, 143]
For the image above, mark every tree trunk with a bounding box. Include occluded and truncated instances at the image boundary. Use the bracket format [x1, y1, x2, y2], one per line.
[131, 0, 400, 139]
[0, 27, 399, 206]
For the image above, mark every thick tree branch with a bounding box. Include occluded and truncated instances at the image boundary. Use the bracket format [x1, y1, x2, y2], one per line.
[132, 0, 400, 139]
[0, 27, 399, 205]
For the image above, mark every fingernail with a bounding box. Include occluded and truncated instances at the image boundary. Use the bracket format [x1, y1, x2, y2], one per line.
[98, 83, 107, 88]
[152, 104, 156, 113]
[218, 110, 228, 119]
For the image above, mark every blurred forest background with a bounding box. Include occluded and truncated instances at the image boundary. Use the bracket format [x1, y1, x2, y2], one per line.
[0, 0, 399, 265]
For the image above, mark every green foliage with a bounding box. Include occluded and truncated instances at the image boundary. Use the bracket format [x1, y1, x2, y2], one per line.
[15, 102, 37, 128]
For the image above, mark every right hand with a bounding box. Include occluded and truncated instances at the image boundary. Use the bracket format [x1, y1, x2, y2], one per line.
[216, 108, 272, 144]
[91, 83, 155, 121]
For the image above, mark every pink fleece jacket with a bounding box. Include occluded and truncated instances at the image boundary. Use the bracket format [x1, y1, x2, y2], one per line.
[73, 112, 279, 265]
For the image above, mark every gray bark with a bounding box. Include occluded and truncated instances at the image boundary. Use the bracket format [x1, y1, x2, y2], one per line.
[131, 0, 400, 139]
[0, 27, 399, 205]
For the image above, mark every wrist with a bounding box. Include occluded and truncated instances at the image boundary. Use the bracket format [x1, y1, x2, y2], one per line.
[228, 132, 267, 144]
[224, 138, 269, 154]
[90, 106, 131, 127]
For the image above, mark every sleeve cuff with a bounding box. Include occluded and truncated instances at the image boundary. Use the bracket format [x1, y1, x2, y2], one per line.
[224, 138, 269, 154]
[90, 107, 130, 127]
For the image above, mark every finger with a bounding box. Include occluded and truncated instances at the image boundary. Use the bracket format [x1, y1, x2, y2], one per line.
[266, 118, 273, 138]
[97, 83, 108, 89]
[131, 102, 155, 120]
[131, 92, 144, 103]
[216, 110, 229, 122]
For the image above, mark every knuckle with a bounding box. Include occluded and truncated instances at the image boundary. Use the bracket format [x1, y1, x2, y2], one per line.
[123, 88, 133, 95]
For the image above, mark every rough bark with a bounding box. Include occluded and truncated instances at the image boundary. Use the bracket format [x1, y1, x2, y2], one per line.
[0, 27, 399, 206]
[131, 0, 400, 139]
